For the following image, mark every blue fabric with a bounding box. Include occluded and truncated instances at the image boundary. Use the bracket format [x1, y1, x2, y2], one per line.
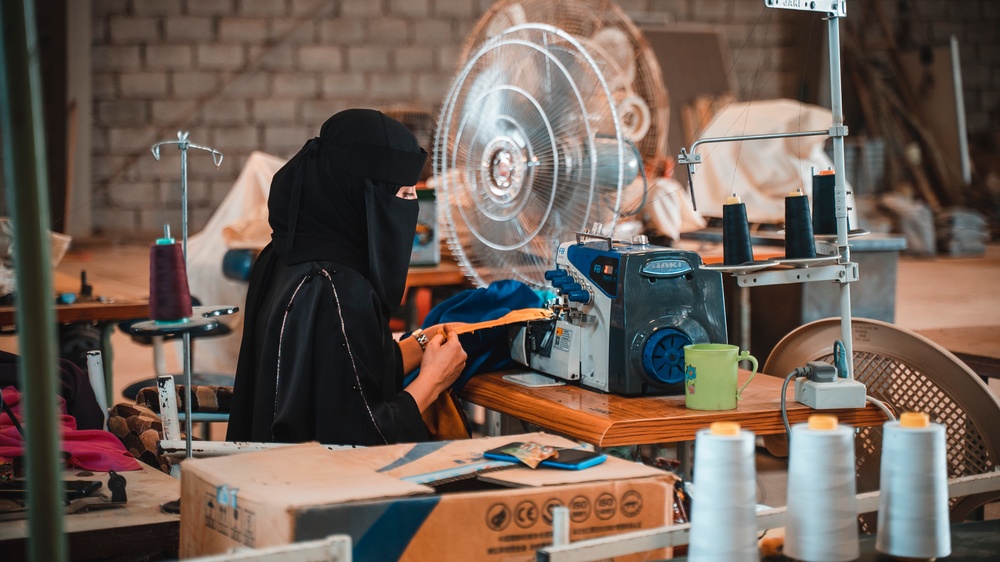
[404, 279, 545, 392]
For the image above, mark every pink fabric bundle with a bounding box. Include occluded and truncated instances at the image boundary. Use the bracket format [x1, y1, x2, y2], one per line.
[0, 386, 141, 472]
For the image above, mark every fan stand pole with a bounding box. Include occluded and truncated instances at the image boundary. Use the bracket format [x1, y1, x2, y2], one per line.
[828, 11, 854, 379]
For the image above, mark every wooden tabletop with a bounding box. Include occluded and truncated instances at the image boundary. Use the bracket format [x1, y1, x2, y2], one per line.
[0, 464, 179, 559]
[461, 371, 887, 447]
[406, 259, 467, 288]
[0, 299, 148, 328]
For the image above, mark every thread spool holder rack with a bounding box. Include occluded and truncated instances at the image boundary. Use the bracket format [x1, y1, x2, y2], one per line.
[678, 0, 858, 379]
[130, 132, 236, 460]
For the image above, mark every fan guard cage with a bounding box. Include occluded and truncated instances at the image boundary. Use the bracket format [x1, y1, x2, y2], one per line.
[460, 0, 670, 178]
[434, 24, 630, 289]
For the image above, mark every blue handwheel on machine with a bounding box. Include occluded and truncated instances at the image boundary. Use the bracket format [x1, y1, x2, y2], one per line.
[642, 328, 692, 385]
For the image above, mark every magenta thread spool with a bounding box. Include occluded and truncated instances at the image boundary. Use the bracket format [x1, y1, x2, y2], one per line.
[722, 194, 754, 266]
[149, 228, 192, 322]
[784, 189, 817, 259]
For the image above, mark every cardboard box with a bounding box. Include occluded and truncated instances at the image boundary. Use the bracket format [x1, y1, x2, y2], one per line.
[180, 433, 676, 560]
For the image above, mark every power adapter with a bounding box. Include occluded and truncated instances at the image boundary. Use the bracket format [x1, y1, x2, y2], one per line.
[795, 361, 867, 409]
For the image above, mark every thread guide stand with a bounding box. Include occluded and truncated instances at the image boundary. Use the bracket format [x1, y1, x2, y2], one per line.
[129, 132, 237, 460]
[678, 1, 860, 383]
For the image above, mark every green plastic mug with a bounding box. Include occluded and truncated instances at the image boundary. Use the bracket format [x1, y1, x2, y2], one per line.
[683, 343, 759, 410]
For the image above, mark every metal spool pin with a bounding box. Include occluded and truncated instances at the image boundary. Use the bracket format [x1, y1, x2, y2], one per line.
[149, 132, 223, 459]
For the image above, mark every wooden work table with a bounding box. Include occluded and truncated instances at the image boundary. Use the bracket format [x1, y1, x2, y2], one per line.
[0, 464, 180, 559]
[461, 370, 887, 448]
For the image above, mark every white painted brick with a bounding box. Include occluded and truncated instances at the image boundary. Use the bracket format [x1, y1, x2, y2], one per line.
[273, 73, 319, 96]
[188, 0, 236, 16]
[263, 126, 316, 156]
[319, 19, 366, 44]
[120, 72, 169, 97]
[413, 20, 455, 45]
[219, 73, 271, 98]
[291, 0, 332, 17]
[321, 73, 367, 97]
[151, 100, 201, 123]
[92, 45, 141, 71]
[201, 99, 250, 125]
[436, 44, 462, 73]
[369, 73, 414, 99]
[93, 0, 129, 16]
[389, 0, 430, 18]
[347, 46, 390, 71]
[92, 155, 128, 183]
[172, 71, 222, 98]
[92, 207, 139, 234]
[109, 180, 159, 207]
[369, 18, 410, 44]
[165, 17, 215, 43]
[96, 100, 149, 127]
[298, 45, 345, 71]
[110, 17, 160, 44]
[434, 0, 475, 18]
[270, 19, 320, 44]
[219, 19, 270, 43]
[342, 0, 383, 17]
[416, 72, 452, 104]
[240, 0, 289, 17]
[250, 44, 295, 70]
[133, 0, 183, 16]
[144, 45, 194, 70]
[160, 179, 210, 206]
[252, 99, 297, 122]
[107, 127, 162, 154]
[301, 100, 352, 123]
[197, 45, 246, 70]
[93, 74, 117, 97]
[394, 46, 435, 71]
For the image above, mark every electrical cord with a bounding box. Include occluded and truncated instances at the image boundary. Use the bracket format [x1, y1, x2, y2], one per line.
[780, 366, 812, 443]
[865, 395, 897, 421]
[833, 339, 849, 378]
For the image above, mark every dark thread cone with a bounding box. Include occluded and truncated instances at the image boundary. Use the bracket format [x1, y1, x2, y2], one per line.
[722, 202, 754, 266]
[785, 193, 817, 259]
[149, 242, 193, 321]
[812, 173, 838, 235]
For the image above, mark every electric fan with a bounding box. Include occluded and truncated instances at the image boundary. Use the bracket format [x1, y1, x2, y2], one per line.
[434, 0, 669, 289]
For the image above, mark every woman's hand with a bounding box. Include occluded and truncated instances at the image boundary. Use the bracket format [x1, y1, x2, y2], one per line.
[404, 324, 468, 412]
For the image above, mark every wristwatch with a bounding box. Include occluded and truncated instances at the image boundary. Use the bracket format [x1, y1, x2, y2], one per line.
[411, 328, 429, 351]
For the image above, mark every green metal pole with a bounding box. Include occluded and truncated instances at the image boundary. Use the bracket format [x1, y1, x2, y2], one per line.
[0, 1, 68, 561]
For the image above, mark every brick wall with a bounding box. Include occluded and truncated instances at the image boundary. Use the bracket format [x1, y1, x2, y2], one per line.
[84, 0, 997, 237]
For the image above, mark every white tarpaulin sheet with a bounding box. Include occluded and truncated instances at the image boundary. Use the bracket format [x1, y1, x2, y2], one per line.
[689, 98, 856, 224]
[186, 151, 285, 375]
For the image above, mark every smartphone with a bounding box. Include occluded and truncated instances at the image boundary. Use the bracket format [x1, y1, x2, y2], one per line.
[483, 442, 607, 470]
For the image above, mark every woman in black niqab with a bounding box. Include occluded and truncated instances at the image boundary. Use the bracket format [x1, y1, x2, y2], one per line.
[227, 109, 467, 445]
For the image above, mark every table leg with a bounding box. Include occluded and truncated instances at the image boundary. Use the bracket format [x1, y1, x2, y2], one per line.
[677, 440, 695, 482]
[99, 322, 116, 401]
